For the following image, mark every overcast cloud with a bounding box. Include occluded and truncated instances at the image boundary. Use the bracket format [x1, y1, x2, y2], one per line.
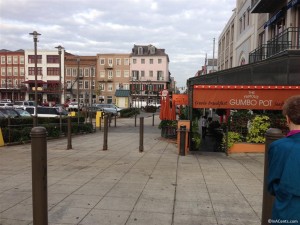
[0, 0, 236, 87]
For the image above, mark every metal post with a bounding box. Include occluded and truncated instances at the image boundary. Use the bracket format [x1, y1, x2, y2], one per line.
[261, 128, 284, 225]
[180, 125, 186, 156]
[114, 115, 116, 127]
[67, 116, 72, 150]
[29, 31, 41, 127]
[103, 115, 108, 150]
[55, 45, 64, 135]
[99, 116, 102, 131]
[135, 114, 137, 127]
[108, 114, 111, 127]
[77, 57, 80, 126]
[8, 116, 11, 143]
[30, 127, 48, 225]
[152, 113, 154, 126]
[139, 117, 144, 152]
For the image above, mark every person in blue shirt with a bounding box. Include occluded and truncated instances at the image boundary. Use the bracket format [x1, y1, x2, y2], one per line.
[268, 95, 300, 223]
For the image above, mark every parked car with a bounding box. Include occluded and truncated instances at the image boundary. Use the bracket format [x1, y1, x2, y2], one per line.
[0, 99, 12, 103]
[0, 111, 8, 118]
[13, 101, 36, 110]
[0, 102, 14, 108]
[25, 106, 67, 118]
[14, 108, 32, 117]
[92, 104, 122, 116]
[68, 102, 81, 111]
[0, 108, 21, 118]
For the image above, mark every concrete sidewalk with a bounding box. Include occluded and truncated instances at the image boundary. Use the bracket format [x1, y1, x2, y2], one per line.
[0, 115, 264, 225]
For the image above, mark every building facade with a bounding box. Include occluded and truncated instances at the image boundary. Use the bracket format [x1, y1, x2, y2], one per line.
[65, 53, 97, 106]
[96, 53, 130, 106]
[130, 44, 170, 107]
[0, 49, 26, 101]
[23, 49, 65, 105]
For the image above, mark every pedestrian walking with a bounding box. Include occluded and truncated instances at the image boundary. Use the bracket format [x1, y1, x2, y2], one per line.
[268, 95, 300, 223]
[201, 116, 208, 139]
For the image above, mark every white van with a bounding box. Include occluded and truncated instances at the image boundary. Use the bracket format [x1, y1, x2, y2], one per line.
[25, 106, 65, 118]
[14, 101, 36, 110]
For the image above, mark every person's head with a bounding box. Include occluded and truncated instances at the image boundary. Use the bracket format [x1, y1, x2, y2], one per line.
[282, 95, 300, 126]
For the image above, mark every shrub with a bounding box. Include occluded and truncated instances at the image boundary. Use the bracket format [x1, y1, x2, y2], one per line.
[246, 115, 270, 143]
[120, 108, 140, 118]
[224, 131, 243, 149]
[144, 105, 157, 113]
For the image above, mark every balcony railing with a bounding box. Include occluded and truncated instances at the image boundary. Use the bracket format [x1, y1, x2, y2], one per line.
[249, 27, 300, 63]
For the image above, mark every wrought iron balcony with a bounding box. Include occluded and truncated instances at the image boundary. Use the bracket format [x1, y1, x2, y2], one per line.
[249, 27, 300, 63]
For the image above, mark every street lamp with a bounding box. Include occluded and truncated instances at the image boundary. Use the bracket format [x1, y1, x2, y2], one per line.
[55, 45, 64, 134]
[29, 31, 41, 127]
[77, 57, 80, 125]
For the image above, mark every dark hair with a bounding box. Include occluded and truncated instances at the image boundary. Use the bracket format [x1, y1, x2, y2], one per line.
[282, 95, 300, 125]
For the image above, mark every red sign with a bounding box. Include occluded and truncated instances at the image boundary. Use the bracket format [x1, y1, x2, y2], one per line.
[193, 85, 300, 110]
[173, 94, 188, 105]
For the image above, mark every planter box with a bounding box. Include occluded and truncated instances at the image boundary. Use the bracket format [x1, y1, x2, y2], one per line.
[229, 143, 265, 154]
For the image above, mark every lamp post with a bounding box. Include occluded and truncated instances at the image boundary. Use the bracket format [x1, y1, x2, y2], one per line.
[55, 45, 64, 134]
[29, 31, 41, 127]
[77, 57, 80, 125]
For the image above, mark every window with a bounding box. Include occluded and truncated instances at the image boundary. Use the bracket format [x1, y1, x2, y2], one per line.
[150, 46, 155, 54]
[149, 70, 153, 77]
[132, 59, 137, 64]
[99, 83, 105, 91]
[132, 71, 139, 80]
[138, 47, 143, 55]
[13, 67, 18, 76]
[108, 70, 113, 79]
[107, 84, 113, 91]
[66, 68, 72, 76]
[91, 68, 95, 77]
[141, 59, 145, 64]
[149, 59, 153, 64]
[7, 56, 12, 64]
[72, 68, 77, 77]
[20, 67, 24, 76]
[100, 70, 105, 78]
[116, 70, 121, 77]
[20, 56, 24, 64]
[79, 80, 83, 89]
[47, 55, 59, 63]
[79, 68, 83, 77]
[124, 58, 129, 65]
[116, 58, 121, 65]
[124, 70, 129, 77]
[100, 58, 105, 65]
[29, 67, 42, 75]
[1, 56, 5, 64]
[84, 68, 89, 77]
[157, 71, 164, 80]
[14, 79, 18, 87]
[158, 59, 162, 64]
[123, 83, 129, 90]
[13, 56, 18, 64]
[1, 68, 5, 76]
[84, 81, 89, 89]
[108, 58, 113, 66]
[7, 67, 12, 76]
[141, 70, 145, 77]
[28, 55, 42, 64]
[107, 96, 112, 104]
[47, 68, 59, 75]
[66, 80, 71, 89]
[91, 80, 95, 89]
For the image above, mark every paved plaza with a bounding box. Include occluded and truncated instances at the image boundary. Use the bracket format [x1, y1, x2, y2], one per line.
[0, 114, 264, 225]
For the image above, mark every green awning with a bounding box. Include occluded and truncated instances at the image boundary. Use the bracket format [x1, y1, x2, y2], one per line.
[115, 89, 131, 97]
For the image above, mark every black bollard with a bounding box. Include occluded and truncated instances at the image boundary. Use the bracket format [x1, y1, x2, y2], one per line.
[114, 115, 117, 127]
[179, 125, 186, 156]
[135, 114, 137, 127]
[139, 117, 144, 152]
[152, 113, 155, 126]
[8, 116, 11, 143]
[30, 127, 48, 225]
[261, 128, 284, 225]
[103, 115, 108, 150]
[67, 116, 72, 150]
[108, 114, 111, 127]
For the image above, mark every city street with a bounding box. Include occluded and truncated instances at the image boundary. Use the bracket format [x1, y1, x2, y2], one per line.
[0, 114, 264, 225]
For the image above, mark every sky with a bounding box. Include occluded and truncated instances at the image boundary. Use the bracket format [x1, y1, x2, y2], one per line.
[0, 0, 236, 87]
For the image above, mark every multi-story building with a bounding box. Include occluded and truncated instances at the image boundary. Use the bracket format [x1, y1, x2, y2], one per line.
[0, 49, 26, 101]
[23, 49, 65, 105]
[65, 53, 97, 106]
[96, 53, 130, 106]
[130, 44, 170, 107]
